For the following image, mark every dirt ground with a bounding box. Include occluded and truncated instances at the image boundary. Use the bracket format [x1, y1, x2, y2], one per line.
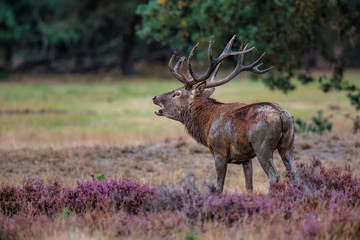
[1, 133, 359, 193]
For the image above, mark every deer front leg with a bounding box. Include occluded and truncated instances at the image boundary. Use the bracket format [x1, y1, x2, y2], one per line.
[214, 153, 228, 194]
[242, 160, 253, 191]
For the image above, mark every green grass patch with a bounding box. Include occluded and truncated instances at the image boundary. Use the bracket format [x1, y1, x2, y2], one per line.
[0, 73, 358, 139]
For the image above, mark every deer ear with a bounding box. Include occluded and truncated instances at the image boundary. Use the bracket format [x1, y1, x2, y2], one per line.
[203, 88, 215, 98]
[193, 81, 207, 95]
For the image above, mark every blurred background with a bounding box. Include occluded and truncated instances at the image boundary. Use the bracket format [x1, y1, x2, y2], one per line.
[1, 2, 360, 239]
[0, 0, 359, 148]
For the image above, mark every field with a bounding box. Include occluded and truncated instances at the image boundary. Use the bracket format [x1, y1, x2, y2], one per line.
[0, 71, 360, 239]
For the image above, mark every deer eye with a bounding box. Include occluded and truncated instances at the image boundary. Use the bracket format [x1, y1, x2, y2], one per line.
[173, 92, 181, 97]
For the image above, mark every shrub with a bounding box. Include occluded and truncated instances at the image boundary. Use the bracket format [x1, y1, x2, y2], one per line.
[0, 159, 359, 239]
[295, 111, 332, 135]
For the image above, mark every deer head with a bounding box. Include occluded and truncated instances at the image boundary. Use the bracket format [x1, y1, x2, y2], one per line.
[152, 35, 273, 122]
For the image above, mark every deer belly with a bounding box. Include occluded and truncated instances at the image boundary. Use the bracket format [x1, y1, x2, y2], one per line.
[228, 143, 256, 163]
[209, 117, 255, 162]
[209, 136, 255, 163]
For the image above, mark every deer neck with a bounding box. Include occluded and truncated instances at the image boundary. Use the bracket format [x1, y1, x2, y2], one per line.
[183, 97, 221, 146]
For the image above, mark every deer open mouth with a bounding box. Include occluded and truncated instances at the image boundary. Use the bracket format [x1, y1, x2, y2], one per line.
[153, 101, 164, 116]
[155, 108, 164, 116]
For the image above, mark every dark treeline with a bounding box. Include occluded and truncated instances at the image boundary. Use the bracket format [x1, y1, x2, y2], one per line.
[0, 0, 167, 75]
[1, 0, 359, 74]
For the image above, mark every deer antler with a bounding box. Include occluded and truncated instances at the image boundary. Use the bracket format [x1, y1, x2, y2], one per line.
[205, 44, 273, 88]
[168, 35, 272, 89]
[186, 35, 254, 87]
[168, 52, 186, 84]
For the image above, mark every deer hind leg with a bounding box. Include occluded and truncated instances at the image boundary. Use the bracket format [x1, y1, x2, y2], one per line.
[278, 141, 296, 181]
[278, 148, 296, 180]
[277, 123, 296, 180]
[242, 160, 253, 191]
[214, 153, 228, 194]
[254, 149, 279, 192]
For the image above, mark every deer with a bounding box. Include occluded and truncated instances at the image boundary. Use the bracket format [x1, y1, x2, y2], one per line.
[152, 35, 296, 193]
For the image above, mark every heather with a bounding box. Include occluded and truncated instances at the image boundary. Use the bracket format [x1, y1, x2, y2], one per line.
[1, 158, 359, 240]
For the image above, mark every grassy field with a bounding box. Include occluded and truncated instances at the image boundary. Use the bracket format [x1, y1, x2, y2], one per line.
[0, 72, 359, 240]
[0, 71, 359, 149]
[1, 71, 359, 190]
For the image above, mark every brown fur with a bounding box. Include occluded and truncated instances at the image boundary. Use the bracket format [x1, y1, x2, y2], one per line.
[184, 96, 222, 146]
[153, 84, 296, 193]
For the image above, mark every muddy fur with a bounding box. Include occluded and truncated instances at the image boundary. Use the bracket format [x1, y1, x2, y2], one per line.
[153, 84, 296, 192]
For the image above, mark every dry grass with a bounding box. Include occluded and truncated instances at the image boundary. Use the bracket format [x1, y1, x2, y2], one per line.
[1, 73, 360, 239]
[0, 126, 184, 149]
[1, 133, 359, 194]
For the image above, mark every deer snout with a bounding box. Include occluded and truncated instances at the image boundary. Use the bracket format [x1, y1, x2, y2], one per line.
[152, 95, 164, 116]
[152, 96, 161, 105]
[153, 95, 162, 104]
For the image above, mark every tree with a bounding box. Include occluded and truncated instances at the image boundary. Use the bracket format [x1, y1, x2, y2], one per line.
[136, 0, 360, 109]
[0, 0, 33, 70]
[0, 0, 150, 75]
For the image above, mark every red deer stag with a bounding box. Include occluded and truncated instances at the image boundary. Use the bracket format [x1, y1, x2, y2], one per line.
[152, 35, 296, 193]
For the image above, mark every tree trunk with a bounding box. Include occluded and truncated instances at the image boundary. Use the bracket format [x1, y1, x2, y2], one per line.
[306, 51, 318, 69]
[119, 16, 140, 76]
[4, 42, 13, 69]
[119, 34, 135, 76]
[75, 52, 84, 69]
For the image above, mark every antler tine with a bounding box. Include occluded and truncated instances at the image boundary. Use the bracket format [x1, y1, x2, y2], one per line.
[187, 35, 217, 84]
[178, 56, 188, 82]
[239, 44, 248, 66]
[239, 52, 273, 73]
[187, 42, 199, 80]
[252, 64, 274, 74]
[205, 46, 273, 89]
[210, 62, 222, 82]
[187, 35, 255, 88]
[247, 52, 265, 69]
[224, 35, 237, 52]
[216, 38, 255, 64]
[174, 57, 184, 76]
[247, 53, 274, 73]
[207, 35, 214, 62]
[169, 52, 186, 83]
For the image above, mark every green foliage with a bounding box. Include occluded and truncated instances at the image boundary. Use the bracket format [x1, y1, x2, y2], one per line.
[0, 0, 32, 42]
[137, 0, 360, 109]
[295, 111, 332, 135]
[96, 173, 106, 181]
[347, 92, 360, 110]
[62, 207, 72, 218]
[185, 233, 198, 240]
